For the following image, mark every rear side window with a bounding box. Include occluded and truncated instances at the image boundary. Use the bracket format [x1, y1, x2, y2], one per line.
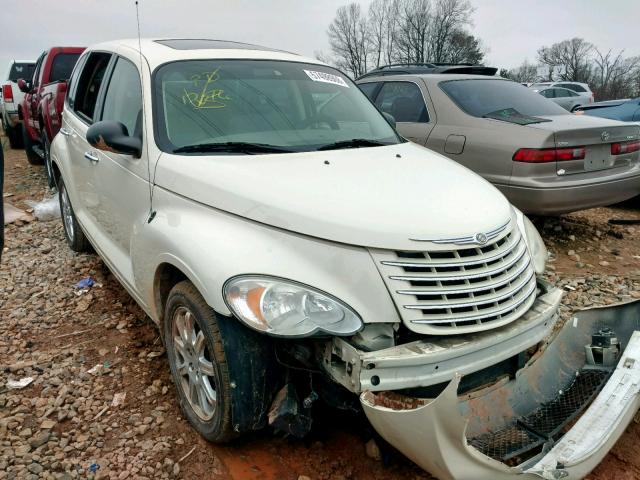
[375, 82, 429, 123]
[358, 82, 380, 100]
[72, 52, 112, 123]
[557, 83, 587, 93]
[8, 62, 35, 82]
[441, 79, 567, 117]
[100, 57, 143, 137]
[49, 53, 82, 83]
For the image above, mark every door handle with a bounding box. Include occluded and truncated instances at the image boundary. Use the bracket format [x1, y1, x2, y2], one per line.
[84, 151, 99, 163]
[60, 127, 71, 136]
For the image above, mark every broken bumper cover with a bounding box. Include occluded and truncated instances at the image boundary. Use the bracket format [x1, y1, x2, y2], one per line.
[326, 282, 562, 393]
[361, 300, 640, 480]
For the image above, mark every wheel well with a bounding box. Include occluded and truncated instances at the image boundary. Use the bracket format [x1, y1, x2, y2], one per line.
[154, 263, 188, 325]
[51, 161, 61, 185]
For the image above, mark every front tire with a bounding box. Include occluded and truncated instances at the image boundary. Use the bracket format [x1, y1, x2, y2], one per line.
[164, 281, 236, 442]
[22, 123, 43, 165]
[58, 177, 91, 252]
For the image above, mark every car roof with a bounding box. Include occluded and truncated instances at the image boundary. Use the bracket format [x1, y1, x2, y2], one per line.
[85, 38, 321, 70]
[358, 73, 508, 83]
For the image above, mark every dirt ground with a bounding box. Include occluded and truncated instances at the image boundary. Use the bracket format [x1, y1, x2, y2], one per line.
[1, 137, 639, 480]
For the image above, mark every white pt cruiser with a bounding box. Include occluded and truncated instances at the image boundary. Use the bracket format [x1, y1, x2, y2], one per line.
[51, 39, 640, 480]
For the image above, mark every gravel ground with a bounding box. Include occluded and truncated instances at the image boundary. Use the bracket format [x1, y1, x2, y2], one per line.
[1, 138, 639, 480]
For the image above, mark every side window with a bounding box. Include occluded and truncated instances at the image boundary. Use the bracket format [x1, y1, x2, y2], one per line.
[555, 89, 568, 98]
[100, 57, 143, 138]
[73, 52, 112, 123]
[358, 82, 380, 101]
[375, 82, 429, 123]
[67, 55, 87, 109]
[50, 53, 82, 83]
[32, 55, 45, 87]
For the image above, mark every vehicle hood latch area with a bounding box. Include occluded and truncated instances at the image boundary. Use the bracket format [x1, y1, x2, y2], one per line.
[360, 300, 640, 480]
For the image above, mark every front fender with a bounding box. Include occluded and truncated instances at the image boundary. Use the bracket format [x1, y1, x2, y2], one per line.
[131, 186, 400, 327]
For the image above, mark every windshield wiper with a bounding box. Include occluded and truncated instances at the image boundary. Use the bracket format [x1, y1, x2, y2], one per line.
[173, 142, 294, 154]
[317, 138, 387, 151]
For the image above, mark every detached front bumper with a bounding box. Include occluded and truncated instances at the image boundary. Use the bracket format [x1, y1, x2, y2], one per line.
[361, 300, 640, 480]
[324, 282, 562, 393]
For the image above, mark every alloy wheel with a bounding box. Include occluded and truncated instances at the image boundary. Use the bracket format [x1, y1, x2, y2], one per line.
[171, 306, 218, 421]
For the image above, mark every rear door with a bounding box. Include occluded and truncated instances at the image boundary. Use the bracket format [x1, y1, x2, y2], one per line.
[61, 51, 113, 230]
[372, 81, 433, 143]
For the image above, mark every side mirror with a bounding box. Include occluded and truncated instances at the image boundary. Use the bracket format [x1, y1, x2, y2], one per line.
[382, 112, 396, 129]
[86, 121, 142, 158]
[17, 78, 31, 93]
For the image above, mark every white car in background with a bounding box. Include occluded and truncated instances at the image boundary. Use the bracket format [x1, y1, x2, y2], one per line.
[49, 38, 640, 480]
[530, 81, 594, 106]
[1, 60, 36, 148]
[532, 85, 585, 111]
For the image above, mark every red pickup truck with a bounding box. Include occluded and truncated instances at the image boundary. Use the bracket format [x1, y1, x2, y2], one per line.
[19, 46, 84, 186]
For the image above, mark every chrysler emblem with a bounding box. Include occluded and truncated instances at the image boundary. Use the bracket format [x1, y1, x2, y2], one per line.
[601, 131, 610, 142]
[474, 232, 488, 245]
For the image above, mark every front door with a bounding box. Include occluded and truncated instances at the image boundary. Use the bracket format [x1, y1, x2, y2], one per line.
[88, 55, 148, 289]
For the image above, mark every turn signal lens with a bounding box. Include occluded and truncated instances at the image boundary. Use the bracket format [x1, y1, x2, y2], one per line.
[611, 140, 640, 155]
[513, 147, 585, 163]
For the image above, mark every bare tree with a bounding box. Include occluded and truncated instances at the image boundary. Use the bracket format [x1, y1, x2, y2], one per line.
[429, 0, 473, 63]
[500, 60, 539, 83]
[325, 0, 484, 76]
[327, 3, 370, 77]
[537, 38, 594, 82]
[442, 30, 484, 64]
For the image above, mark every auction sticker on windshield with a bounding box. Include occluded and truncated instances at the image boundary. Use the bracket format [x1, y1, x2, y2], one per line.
[304, 70, 349, 88]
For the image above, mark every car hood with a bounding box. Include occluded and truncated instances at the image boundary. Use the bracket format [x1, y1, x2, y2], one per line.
[153, 142, 512, 250]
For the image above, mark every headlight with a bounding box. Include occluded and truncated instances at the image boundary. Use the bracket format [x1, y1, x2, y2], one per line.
[519, 213, 548, 274]
[223, 276, 363, 337]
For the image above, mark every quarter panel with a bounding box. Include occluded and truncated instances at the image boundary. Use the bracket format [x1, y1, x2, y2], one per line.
[132, 186, 400, 326]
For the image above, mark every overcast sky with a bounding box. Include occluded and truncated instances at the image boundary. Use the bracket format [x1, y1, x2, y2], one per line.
[1, 0, 639, 78]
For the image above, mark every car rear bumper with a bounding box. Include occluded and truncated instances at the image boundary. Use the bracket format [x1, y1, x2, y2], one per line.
[361, 300, 640, 480]
[2, 110, 20, 128]
[496, 174, 640, 215]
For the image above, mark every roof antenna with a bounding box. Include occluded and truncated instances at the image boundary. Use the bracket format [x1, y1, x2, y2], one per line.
[135, 1, 156, 223]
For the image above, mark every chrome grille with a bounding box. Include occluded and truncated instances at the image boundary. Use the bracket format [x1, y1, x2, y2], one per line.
[372, 223, 537, 335]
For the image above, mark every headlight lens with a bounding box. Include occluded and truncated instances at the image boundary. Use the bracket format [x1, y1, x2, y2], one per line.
[223, 276, 363, 337]
[521, 215, 548, 274]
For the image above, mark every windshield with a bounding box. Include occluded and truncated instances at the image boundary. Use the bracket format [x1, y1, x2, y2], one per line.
[153, 60, 400, 153]
[8, 62, 35, 82]
[440, 79, 568, 119]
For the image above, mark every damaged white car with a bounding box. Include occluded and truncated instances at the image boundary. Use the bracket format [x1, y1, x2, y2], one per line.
[50, 38, 640, 480]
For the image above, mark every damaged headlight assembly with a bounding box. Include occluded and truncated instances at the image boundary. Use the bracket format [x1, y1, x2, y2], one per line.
[514, 207, 548, 274]
[223, 276, 363, 337]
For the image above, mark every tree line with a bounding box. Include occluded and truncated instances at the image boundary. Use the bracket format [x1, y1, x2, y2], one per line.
[501, 38, 640, 101]
[322, 0, 484, 79]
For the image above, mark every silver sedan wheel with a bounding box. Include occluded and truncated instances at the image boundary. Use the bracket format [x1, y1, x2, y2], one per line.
[60, 183, 75, 240]
[171, 306, 218, 421]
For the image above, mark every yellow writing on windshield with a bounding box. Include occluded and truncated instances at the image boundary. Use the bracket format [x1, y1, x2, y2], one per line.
[182, 69, 231, 109]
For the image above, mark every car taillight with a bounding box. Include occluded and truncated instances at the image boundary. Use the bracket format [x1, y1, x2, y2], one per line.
[513, 147, 586, 163]
[2, 84, 13, 102]
[611, 140, 640, 155]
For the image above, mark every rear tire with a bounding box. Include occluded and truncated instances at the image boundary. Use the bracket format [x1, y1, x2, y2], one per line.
[42, 130, 55, 189]
[6, 123, 23, 149]
[22, 124, 43, 165]
[58, 177, 91, 252]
